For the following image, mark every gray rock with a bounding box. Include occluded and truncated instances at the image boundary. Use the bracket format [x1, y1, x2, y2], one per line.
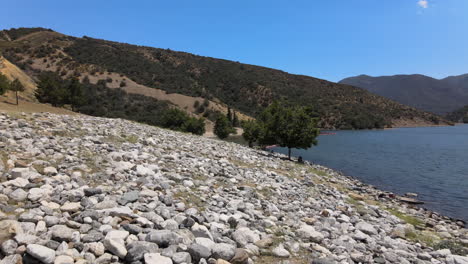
[54, 255, 74, 264]
[211, 243, 236, 260]
[355, 221, 378, 235]
[232, 227, 260, 247]
[50, 225, 74, 242]
[191, 223, 214, 240]
[1, 239, 18, 255]
[144, 253, 173, 264]
[103, 236, 127, 259]
[0, 254, 22, 264]
[272, 243, 290, 258]
[82, 230, 104, 243]
[119, 191, 140, 205]
[311, 258, 338, 264]
[146, 230, 177, 247]
[296, 225, 324, 243]
[126, 241, 159, 262]
[188, 243, 211, 262]
[26, 244, 56, 264]
[172, 252, 191, 264]
[9, 188, 28, 201]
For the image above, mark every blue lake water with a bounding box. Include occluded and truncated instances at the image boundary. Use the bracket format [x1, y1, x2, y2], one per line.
[274, 125, 468, 222]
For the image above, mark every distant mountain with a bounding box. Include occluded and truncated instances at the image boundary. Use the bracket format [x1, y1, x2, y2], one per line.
[0, 27, 450, 129]
[339, 74, 468, 114]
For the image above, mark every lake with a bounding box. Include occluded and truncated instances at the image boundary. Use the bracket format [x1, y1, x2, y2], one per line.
[274, 125, 468, 222]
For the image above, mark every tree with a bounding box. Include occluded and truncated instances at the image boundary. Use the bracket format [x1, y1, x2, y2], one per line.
[276, 106, 320, 159]
[242, 120, 261, 147]
[232, 111, 239, 127]
[0, 73, 10, 95]
[183, 117, 206, 135]
[9, 79, 25, 105]
[247, 101, 320, 159]
[214, 115, 231, 139]
[160, 108, 190, 131]
[35, 72, 69, 106]
[68, 78, 85, 111]
[227, 107, 232, 123]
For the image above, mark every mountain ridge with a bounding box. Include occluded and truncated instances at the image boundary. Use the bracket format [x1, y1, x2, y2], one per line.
[340, 73, 468, 114]
[0, 27, 450, 129]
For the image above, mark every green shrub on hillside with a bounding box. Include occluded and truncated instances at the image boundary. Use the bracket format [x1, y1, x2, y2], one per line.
[34, 72, 206, 135]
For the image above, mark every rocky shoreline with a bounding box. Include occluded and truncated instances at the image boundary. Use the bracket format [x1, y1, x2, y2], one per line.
[0, 111, 467, 264]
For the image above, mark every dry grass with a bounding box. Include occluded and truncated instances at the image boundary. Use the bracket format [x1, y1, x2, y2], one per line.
[0, 98, 76, 115]
[0, 57, 37, 101]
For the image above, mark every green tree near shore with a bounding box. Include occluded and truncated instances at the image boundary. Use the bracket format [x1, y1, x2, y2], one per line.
[9, 78, 25, 105]
[242, 101, 320, 159]
[214, 115, 232, 139]
[0, 73, 10, 95]
[242, 120, 262, 147]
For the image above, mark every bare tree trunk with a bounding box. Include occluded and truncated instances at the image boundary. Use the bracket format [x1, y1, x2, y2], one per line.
[15, 91, 18, 105]
[288, 148, 291, 160]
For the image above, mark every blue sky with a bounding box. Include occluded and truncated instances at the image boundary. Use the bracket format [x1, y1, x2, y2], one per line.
[1, 0, 467, 82]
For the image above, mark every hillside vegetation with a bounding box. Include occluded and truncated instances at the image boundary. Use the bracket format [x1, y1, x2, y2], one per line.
[0, 27, 449, 129]
[446, 105, 468, 123]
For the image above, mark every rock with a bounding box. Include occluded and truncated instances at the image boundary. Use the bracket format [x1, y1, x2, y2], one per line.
[82, 230, 104, 243]
[60, 202, 81, 212]
[146, 230, 177, 247]
[54, 255, 74, 264]
[0, 220, 23, 243]
[87, 242, 105, 256]
[230, 248, 249, 264]
[453, 255, 468, 264]
[430, 248, 451, 258]
[50, 225, 74, 242]
[296, 225, 324, 243]
[1, 239, 18, 255]
[84, 187, 102, 196]
[311, 258, 338, 264]
[26, 244, 56, 264]
[355, 221, 378, 235]
[11, 168, 29, 178]
[126, 241, 159, 262]
[43, 167, 58, 175]
[272, 243, 290, 258]
[14, 234, 39, 245]
[28, 188, 47, 201]
[0, 254, 22, 264]
[192, 223, 214, 240]
[9, 188, 28, 201]
[119, 190, 139, 205]
[172, 252, 192, 264]
[212, 243, 236, 260]
[144, 253, 173, 264]
[103, 236, 127, 259]
[417, 252, 432, 260]
[232, 227, 260, 247]
[105, 230, 129, 240]
[188, 243, 211, 262]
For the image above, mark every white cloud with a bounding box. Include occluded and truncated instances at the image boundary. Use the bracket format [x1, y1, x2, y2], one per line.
[418, 0, 428, 8]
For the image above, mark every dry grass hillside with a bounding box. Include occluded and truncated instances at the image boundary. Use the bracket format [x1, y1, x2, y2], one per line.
[0, 56, 36, 101]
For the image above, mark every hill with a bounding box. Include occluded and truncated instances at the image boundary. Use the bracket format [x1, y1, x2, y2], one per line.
[446, 105, 468, 123]
[340, 74, 468, 114]
[0, 27, 449, 129]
